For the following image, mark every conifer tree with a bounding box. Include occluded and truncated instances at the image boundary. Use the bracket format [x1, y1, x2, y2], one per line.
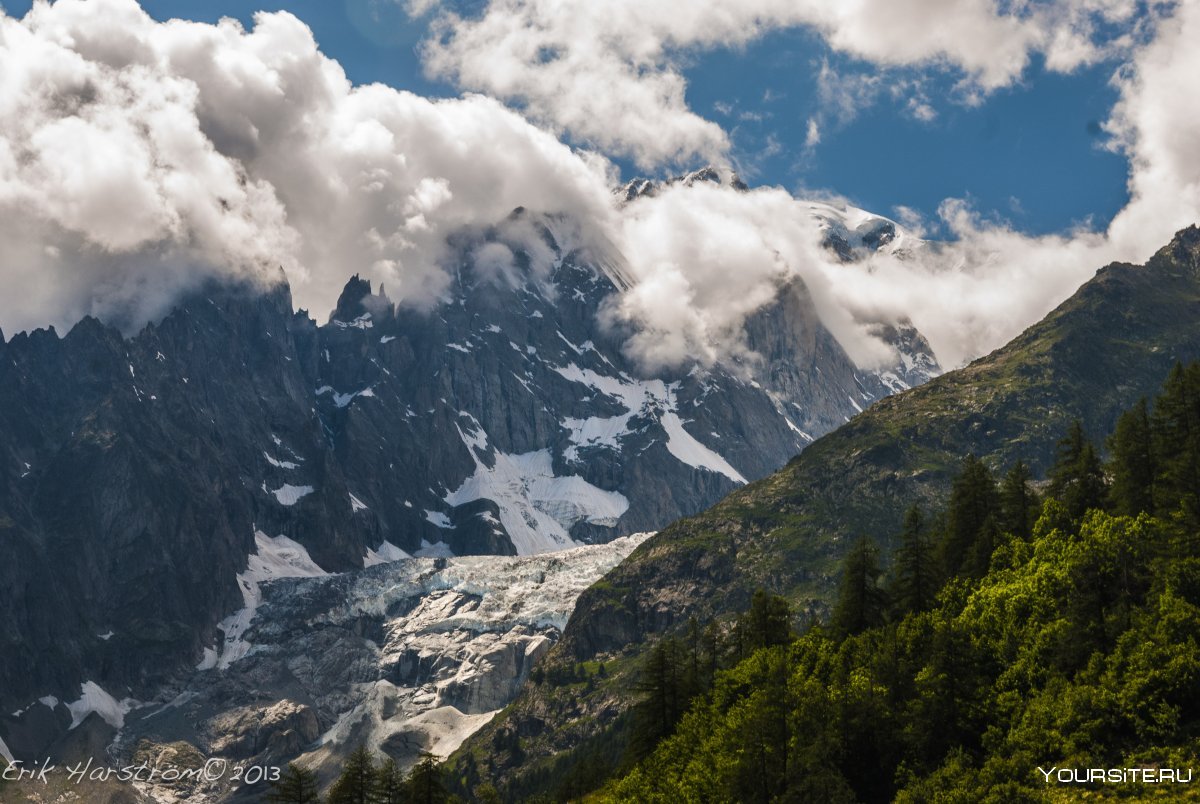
[890, 505, 938, 615]
[628, 637, 687, 760]
[737, 589, 793, 656]
[832, 537, 887, 637]
[268, 763, 321, 803]
[1048, 420, 1108, 520]
[404, 753, 450, 804]
[940, 454, 999, 578]
[326, 745, 375, 804]
[1151, 362, 1200, 527]
[962, 514, 1002, 579]
[999, 459, 1038, 540]
[1108, 398, 1156, 516]
[371, 757, 405, 804]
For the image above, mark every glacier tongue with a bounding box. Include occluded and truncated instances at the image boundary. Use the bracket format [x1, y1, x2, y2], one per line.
[111, 534, 650, 800]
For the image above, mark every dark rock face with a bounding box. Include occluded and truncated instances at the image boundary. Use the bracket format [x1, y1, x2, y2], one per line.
[0, 279, 359, 719]
[0, 213, 936, 762]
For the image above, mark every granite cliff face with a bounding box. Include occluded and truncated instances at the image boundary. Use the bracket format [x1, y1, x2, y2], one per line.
[0, 207, 936, 768]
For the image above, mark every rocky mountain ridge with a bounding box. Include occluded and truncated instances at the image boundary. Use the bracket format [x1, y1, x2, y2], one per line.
[0, 204, 937, 767]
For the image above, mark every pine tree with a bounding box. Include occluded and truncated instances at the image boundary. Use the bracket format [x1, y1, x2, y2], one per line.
[999, 459, 1038, 540]
[628, 637, 688, 760]
[939, 455, 999, 578]
[1108, 399, 1156, 517]
[404, 752, 450, 804]
[327, 744, 375, 804]
[1151, 362, 1200, 528]
[831, 537, 887, 637]
[962, 514, 1002, 579]
[269, 763, 322, 804]
[371, 758, 405, 804]
[737, 589, 793, 657]
[1048, 420, 1108, 520]
[890, 505, 938, 615]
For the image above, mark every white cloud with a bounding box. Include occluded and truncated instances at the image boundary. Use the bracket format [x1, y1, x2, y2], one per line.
[1, 0, 1197, 388]
[600, 0, 1200, 372]
[1104, 0, 1200, 260]
[0, 0, 615, 334]
[420, 0, 1139, 169]
[606, 184, 1111, 372]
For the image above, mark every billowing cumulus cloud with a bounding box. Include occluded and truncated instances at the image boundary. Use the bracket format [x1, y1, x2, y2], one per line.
[594, 0, 1200, 371]
[0, 0, 615, 334]
[607, 186, 1114, 372]
[2, 0, 1199, 383]
[420, 0, 1140, 168]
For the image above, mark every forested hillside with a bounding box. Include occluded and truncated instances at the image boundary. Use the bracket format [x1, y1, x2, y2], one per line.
[600, 362, 1200, 801]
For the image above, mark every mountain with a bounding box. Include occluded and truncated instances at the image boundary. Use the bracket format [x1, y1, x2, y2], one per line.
[446, 226, 1200, 799]
[0, 202, 935, 767]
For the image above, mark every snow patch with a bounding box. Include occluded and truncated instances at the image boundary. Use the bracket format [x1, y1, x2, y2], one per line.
[66, 681, 135, 730]
[444, 415, 628, 554]
[554, 363, 746, 483]
[660, 411, 747, 483]
[264, 451, 300, 470]
[425, 510, 454, 529]
[217, 532, 328, 669]
[333, 313, 373, 329]
[409, 706, 498, 759]
[196, 647, 218, 671]
[364, 540, 411, 567]
[349, 493, 369, 512]
[265, 483, 314, 506]
[317, 385, 376, 408]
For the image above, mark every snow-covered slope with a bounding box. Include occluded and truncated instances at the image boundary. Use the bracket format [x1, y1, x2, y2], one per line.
[809, 200, 922, 261]
[308, 206, 939, 561]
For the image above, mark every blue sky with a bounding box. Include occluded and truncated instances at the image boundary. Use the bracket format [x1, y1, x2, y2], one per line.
[2, 0, 1132, 237]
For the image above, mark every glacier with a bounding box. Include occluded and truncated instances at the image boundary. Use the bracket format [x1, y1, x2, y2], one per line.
[99, 534, 651, 801]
